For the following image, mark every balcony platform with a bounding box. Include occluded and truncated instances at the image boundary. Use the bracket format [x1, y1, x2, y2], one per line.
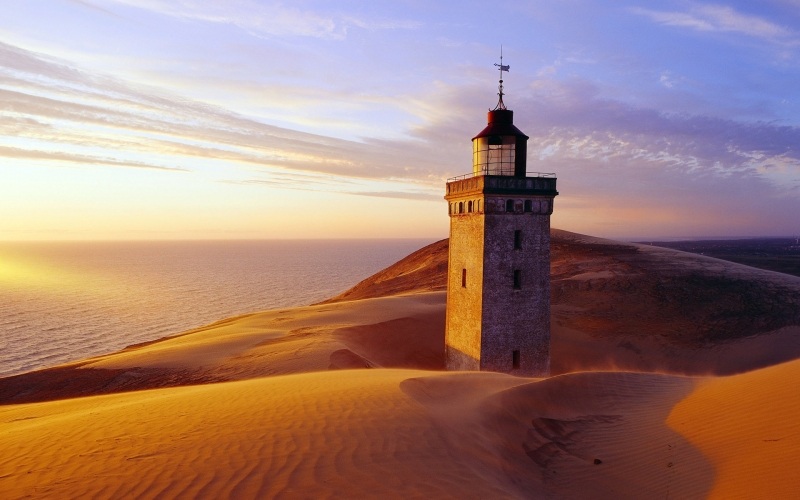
[445, 172, 558, 198]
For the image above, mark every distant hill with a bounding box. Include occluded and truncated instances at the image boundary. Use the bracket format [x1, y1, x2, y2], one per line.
[641, 237, 800, 277]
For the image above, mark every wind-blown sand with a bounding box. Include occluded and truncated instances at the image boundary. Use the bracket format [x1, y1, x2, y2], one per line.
[2, 230, 800, 498]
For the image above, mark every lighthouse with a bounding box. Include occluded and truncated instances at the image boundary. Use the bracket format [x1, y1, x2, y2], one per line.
[444, 54, 558, 376]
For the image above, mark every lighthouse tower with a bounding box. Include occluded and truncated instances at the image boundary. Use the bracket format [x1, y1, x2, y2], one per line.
[444, 55, 558, 376]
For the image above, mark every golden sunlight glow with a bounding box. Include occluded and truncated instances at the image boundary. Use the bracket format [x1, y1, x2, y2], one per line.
[0, 257, 68, 290]
[0, 254, 111, 294]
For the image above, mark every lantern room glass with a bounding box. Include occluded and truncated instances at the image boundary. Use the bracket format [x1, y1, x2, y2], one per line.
[472, 135, 516, 176]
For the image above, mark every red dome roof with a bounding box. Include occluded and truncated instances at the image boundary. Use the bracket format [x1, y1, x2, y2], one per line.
[472, 109, 529, 141]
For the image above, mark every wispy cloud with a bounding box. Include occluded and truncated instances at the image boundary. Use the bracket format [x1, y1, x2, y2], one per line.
[0, 145, 186, 171]
[2, 35, 798, 237]
[344, 190, 440, 201]
[91, 0, 418, 40]
[0, 41, 444, 202]
[5, 36, 798, 193]
[226, 174, 440, 202]
[521, 80, 800, 235]
[631, 3, 796, 44]
[518, 78, 800, 181]
[67, 0, 122, 18]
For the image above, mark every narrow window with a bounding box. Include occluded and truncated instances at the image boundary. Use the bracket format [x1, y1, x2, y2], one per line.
[476, 200, 481, 212]
[505, 199, 514, 212]
[524, 200, 532, 212]
[513, 269, 521, 289]
[461, 268, 467, 288]
[458, 201, 464, 214]
[514, 230, 522, 250]
[512, 350, 520, 369]
[468, 200, 473, 213]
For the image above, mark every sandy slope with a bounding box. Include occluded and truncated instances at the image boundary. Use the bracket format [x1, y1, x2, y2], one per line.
[668, 359, 800, 498]
[0, 292, 445, 404]
[2, 229, 800, 498]
[4, 362, 799, 498]
[549, 230, 800, 375]
[2, 370, 526, 498]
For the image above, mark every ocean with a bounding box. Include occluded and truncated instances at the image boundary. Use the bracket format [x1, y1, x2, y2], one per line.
[0, 239, 433, 378]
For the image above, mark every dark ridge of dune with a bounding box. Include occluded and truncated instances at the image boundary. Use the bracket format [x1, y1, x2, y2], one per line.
[0, 364, 213, 405]
[321, 238, 448, 303]
[643, 237, 800, 277]
[548, 230, 800, 345]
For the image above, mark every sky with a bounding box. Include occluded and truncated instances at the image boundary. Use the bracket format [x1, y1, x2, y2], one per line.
[1, 0, 799, 241]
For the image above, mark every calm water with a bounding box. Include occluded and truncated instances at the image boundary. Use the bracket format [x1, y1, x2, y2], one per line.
[0, 239, 432, 377]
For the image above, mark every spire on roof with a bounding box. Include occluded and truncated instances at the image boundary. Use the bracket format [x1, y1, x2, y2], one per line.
[493, 45, 509, 110]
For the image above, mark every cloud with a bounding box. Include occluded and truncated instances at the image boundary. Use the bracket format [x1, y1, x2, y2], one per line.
[519, 81, 800, 236]
[91, 0, 418, 40]
[513, 78, 800, 164]
[630, 3, 797, 43]
[0, 145, 186, 171]
[342, 191, 440, 202]
[8, 35, 799, 194]
[2, 38, 797, 237]
[67, 0, 122, 18]
[226, 177, 440, 202]
[659, 71, 677, 89]
[0, 41, 445, 188]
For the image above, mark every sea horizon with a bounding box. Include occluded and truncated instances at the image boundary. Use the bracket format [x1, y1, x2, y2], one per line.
[0, 238, 435, 378]
[2, 233, 796, 243]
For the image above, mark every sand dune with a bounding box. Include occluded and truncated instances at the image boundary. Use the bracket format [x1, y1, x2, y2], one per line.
[0, 293, 445, 404]
[3, 361, 799, 498]
[322, 238, 449, 303]
[2, 369, 492, 498]
[549, 230, 800, 375]
[669, 359, 800, 498]
[2, 229, 800, 498]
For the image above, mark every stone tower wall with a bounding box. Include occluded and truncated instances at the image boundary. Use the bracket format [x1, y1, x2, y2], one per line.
[444, 175, 556, 376]
[480, 198, 551, 376]
[444, 198, 485, 370]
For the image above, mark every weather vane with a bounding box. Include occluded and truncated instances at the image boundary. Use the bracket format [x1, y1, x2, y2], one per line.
[493, 45, 510, 110]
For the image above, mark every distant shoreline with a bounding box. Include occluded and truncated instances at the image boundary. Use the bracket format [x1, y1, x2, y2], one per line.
[638, 237, 800, 277]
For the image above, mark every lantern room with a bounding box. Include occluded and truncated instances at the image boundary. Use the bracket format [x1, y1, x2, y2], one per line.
[472, 108, 528, 177]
